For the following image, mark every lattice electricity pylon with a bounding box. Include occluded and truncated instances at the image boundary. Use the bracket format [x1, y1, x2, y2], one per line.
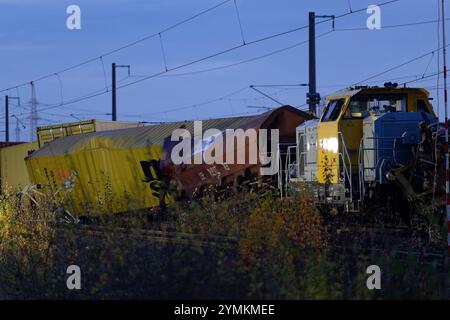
[29, 81, 38, 141]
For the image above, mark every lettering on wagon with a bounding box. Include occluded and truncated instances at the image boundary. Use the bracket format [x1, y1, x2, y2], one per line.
[140, 160, 172, 205]
[140, 160, 162, 199]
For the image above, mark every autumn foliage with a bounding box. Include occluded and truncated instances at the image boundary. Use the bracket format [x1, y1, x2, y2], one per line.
[0, 185, 448, 299]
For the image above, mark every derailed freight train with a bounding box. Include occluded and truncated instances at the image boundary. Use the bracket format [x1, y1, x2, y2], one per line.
[24, 106, 312, 215]
[3, 86, 442, 219]
[286, 85, 443, 222]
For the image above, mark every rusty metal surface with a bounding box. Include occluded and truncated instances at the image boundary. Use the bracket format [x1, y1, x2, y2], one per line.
[161, 106, 315, 194]
[26, 113, 280, 214]
[25, 106, 313, 213]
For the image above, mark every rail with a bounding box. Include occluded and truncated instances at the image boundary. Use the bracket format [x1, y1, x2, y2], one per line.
[64, 224, 238, 248]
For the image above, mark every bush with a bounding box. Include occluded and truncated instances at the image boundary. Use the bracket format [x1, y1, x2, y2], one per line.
[0, 185, 448, 299]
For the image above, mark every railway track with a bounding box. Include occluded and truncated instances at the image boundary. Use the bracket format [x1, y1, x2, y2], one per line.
[60, 224, 238, 248]
[332, 244, 446, 267]
[58, 221, 445, 266]
[329, 223, 446, 266]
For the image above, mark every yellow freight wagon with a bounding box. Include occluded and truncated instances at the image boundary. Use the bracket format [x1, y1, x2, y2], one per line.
[0, 141, 39, 190]
[27, 118, 214, 215]
[27, 128, 174, 215]
[26, 114, 285, 216]
[37, 120, 144, 148]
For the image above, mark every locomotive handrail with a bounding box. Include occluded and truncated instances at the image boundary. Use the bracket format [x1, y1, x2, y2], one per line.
[274, 143, 301, 197]
[285, 145, 297, 194]
[297, 131, 306, 181]
[378, 158, 388, 185]
[338, 132, 353, 204]
[277, 143, 295, 198]
[277, 145, 283, 198]
[358, 138, 365, 203]
[360, 135, 404, 174]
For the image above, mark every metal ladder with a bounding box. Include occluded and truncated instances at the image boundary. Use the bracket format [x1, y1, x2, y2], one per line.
[338, 132, 358, 211]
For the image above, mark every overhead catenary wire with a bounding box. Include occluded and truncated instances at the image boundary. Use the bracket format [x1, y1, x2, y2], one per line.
[0, 0, 235, 94]
[5, 75, 132, 119]
[158, 33, 169, 72]
[2, 20, 323, 119]
[4, 69, 442, 123]
[0, 85, 287, 121]
[151, 31, 333, 78]
[0, 0, 399, 97]
[54, 73, 64, 106]
[335, 17, 450, 31]
[401, 70, 444, 85]
[422, 51, 435, 78]
[142, 86, 249, 116]
[77, 68, 448, 122]
[0, 24, 338, 119]
[0, 0, 401, 124]
[354, 44, 450, 86]
[233, 0, 246, 45]
[316, 71, 446, 89]
[250, 85, 285, 106]
[100, 56, 109, 92]
[117, 0, 400, 91]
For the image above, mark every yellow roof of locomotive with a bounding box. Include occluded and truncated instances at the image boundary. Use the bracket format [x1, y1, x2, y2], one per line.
[327, 87, 430, 100]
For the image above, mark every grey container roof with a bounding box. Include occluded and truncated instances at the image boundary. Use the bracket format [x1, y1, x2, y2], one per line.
[29, 105, 313, 159]
[29, 115, 258, 158]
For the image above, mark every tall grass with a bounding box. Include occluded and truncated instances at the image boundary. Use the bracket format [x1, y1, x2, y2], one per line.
[0, 186, 448, 299]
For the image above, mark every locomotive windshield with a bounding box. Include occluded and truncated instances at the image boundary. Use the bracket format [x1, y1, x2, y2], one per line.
[343, 94, 407, 119]
[322, 99, 344, 122]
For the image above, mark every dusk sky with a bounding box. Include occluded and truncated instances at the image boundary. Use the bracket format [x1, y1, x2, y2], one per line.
[0, 0, 445, 141]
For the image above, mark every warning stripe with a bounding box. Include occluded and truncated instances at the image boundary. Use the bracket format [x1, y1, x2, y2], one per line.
[445, 91, 449, 254]
[444, 65, 449, 254]
[442, 0, 449, 255]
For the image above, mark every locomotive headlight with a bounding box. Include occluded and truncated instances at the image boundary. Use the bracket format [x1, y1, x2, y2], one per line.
[319, 137, 339, 154]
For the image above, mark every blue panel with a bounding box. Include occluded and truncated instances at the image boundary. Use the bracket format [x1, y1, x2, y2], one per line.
[372, 111, 434, 183]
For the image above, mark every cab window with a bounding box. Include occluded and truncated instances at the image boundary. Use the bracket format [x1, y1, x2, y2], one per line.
[344, 94, 407, 119]
[343, 100, 370, 119]
[322, 99, 344, 122]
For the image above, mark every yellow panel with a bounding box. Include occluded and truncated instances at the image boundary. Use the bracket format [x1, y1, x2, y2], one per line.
[339, 119, 363, 172]
[26, 144, 171, 215]
[0, 141, 39, 190]
[66, 123, 96, 135]
[317, 121, 340, 184]
[37, 120, 143, 147]
[38, 127, 66, 147]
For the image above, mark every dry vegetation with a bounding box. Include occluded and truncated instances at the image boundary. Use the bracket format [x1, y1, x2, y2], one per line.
[0, 185, 448, 299]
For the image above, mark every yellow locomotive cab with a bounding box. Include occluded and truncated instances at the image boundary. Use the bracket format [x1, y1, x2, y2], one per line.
[317, 87, 435, 186]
